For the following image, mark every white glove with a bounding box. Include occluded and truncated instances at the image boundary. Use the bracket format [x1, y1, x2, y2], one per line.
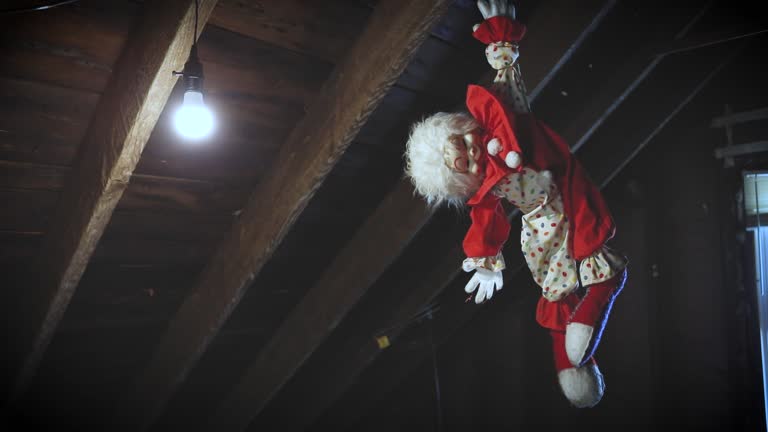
[477, 0, 516, 19]
[473, 0, 517, 31]
[464, 268, 504, 304]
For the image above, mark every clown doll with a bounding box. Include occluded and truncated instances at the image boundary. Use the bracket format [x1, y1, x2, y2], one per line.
[404, 0, 628, 407]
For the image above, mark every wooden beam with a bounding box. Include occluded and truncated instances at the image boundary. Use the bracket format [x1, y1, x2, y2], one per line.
[714, 141, 768, 159]
[208, 0, 371, 62]
[711, 107, 768, 128]
[322, 44, 739, 432]
[210, 180, 435, 430]
[524, 0, 616, 101]
[599, 52, 736, 186]
[656, 27, 768, 57]
[8, 0, 218, 401]
[117, 1, 450, 430]
[216, 1, 617, 430]
[566, 2, 712, 152]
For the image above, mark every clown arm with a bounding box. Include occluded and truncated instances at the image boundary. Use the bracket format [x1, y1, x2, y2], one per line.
[461, 196, 511, 302]
[473, 0, 530, 114]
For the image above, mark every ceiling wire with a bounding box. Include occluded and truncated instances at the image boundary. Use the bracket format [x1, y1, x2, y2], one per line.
[193, 0, 199, 42]
[0, 0, 80, 15]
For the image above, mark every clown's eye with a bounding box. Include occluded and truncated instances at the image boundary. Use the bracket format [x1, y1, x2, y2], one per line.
[468, 144, 479, 158]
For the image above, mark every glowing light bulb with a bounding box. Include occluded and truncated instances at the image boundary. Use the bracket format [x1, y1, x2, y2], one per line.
[174, 90, 214, 140]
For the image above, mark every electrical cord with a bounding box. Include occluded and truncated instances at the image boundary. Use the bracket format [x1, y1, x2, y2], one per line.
[0, 0, 80, 15]
[194, 0, 199, 42]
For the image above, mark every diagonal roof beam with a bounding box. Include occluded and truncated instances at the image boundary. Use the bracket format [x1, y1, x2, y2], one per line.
[210, 1, 616, 430]
[116, 1, 451, 430]
[8, 0, 218, 401]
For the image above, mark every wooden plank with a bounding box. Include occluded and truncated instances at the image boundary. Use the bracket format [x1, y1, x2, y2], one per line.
[0, 160, 248, 215]
[208, 0, 371, 62]
[117, 1, 450, 430]
[523, 0, 616, 100]
[211, 179, 434, 429]
[711, 107, 768, 128]
[197, 24, 333, 104]
[0, 1, 138, 92]
[714, 141, 768, 159]
[8, 0, 219, 400]
[234, 1, 617, 430]
[397, 35, 487, 98]
[0, 232, 217, 270]
[0, 77, 99, 165]
[554, 2, 712, 153]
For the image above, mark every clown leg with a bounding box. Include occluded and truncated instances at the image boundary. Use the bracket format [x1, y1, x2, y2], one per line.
[538, 293, 604, 407]
[551, 329, 605, 408]
[566, 269, 628, 367]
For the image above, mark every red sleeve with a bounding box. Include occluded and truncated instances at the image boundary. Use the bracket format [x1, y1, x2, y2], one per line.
[463, 197, 510, 257]
[472, 16, 527, 45]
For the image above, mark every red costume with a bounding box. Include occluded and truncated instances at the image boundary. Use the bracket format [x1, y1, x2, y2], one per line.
[462, 85, 616, 262]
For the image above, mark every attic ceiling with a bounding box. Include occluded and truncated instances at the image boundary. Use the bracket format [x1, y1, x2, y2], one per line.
[0, 0, 766, 430]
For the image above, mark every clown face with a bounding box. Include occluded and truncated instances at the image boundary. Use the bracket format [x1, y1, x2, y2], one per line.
[443, 130, 484, 176]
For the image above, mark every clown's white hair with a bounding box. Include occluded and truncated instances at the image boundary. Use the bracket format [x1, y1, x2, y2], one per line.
[404, 112, 482, 207]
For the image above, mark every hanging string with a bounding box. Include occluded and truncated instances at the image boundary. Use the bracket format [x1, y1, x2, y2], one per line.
[429, 311, 443, 432]
[0, 0, 80, 15]
[194, 0, 200, 42]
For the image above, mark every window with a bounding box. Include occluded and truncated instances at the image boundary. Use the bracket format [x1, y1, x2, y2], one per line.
[745, 171, 768, 422]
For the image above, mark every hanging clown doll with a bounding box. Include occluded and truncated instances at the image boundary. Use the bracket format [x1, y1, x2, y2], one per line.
[404, 0, 628, 407]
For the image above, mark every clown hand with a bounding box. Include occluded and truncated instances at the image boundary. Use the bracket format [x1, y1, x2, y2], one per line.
[473, 0, 517, 31]
[478, 0, 516, 20]
[464, 268, 504, 304]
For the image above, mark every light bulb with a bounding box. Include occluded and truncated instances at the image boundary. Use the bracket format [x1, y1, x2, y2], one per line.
[174, 90, 214, 140]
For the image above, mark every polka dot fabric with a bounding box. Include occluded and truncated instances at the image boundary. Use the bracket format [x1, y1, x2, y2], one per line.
[492, 168, 625, 301]
[485, 42, 518, 70]
[484, 44, 529, 114]
[579, 246, 627, 287]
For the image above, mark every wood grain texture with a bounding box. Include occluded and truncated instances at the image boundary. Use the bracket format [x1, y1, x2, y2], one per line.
[0, 77, 99, 166]
[119, 1, 450, 430]
[209, 0, 371, 62]
[241, 1, 617, 429]
[0, 1, 138, 92]
[0, 160, 247, 216]
[211, 179, 434, 429]
[10, 0, 219, 400]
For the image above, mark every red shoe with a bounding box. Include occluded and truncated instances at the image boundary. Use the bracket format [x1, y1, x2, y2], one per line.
[566, 269, 627, 366]
[551, 330, 605, 407]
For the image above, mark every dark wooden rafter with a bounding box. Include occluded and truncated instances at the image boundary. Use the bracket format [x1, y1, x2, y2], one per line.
[117, 1, 451, 430]
[208, 0, 371, 62]
[321, 39, 743, 432]
[208, 1, 616, 430]
[567, 2, 713, 153]
[10, 0, 218, 399]
[253, 2, 720, 429]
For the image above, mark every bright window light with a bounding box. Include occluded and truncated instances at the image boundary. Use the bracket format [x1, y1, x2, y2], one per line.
[745, 173, 768, 216]
[746, 171, 768, 424]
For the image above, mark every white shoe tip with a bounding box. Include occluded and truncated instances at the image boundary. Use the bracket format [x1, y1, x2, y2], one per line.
[565, 322, 594, 366]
